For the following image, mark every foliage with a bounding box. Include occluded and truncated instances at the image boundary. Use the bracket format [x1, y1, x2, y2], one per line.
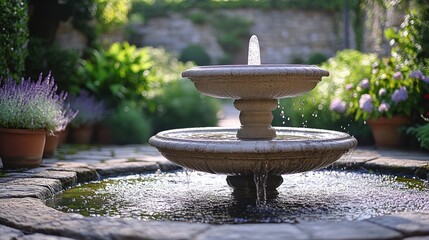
[0, 0, 28, 79]
[179, 44, 211, 66]
[151, 79, 220, 133]
[0, 74, 77, 132]
[187, 10, 209, 25]
[106, 102, 151, 144]
[407, 120, 429, 150]
[212, 13, 252, 63]
[79, 42, 192, 111]
[336, 4, 429, 121]
[131, 0, 353, 21]
[307, 53, 328, 65]
[25, 38, 81, 94]
[96, 0, 132, 33]
[273, 50, 377, 142]
[68, 91, 107, 127]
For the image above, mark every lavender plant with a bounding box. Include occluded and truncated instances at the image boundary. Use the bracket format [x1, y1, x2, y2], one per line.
[0, 73, 77, 132]
[68, 90, 107, 127]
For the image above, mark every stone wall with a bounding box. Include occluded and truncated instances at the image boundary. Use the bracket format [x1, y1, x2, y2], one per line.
[131, 9, 352, 64]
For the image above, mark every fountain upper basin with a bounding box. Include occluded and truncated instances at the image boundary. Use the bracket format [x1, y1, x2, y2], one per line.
[182, 64, 329, 99]
[149, 127, 357, 175]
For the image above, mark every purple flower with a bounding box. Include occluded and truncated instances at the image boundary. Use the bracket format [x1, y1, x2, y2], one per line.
[345, 84, 354, 91]
[391, 86, 408, 103]
[329, 99, 347, 113]
[359, 78, 370, 89]
[392, 71, 403, 80]
[378, 102, 390, 112]
[423, 76, 429, 84]
[378, 88, 387, 96]
[359, 94, 373, 113]
[409, 70, 424, 80]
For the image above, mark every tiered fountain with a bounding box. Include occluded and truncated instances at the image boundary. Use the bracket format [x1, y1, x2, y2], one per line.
[149, 36, 357, 201]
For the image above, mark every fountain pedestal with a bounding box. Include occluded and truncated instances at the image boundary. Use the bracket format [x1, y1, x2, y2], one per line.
[234, 99, 278, 140]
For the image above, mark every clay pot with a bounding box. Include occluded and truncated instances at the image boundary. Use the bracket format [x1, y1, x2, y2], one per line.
[43, 133, 59, 158]
[58, 128, 69, 145]
[69, 124, 94, 144]
[368, 116, 409, 148]
[0, 128, 46, 169]
[95, 122, 112, 145]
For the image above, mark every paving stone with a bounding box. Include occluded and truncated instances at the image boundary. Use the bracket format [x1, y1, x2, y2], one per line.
[364, 158, 429, 176]
[17, 233, 75, 240]
[0, 185, 53, 199]
[403, 236, 429, 240]
[1, 178, 62, 196]
[0, 224, 24, 239]
[36, 218, 210, 240]
[0, 197, 83, 233]
[25, 170, 77, 188]
[366, 211, 429, 236]
[92, 162, 160, 177]
[195, 224, 309, 240]
[296, 220, 402, 240]
[158, 162, 182, 172]
[48, 167, 98, 183]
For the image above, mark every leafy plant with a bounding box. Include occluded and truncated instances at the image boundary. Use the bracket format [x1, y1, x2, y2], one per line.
[78, 42, 190, 109]
[151, 79, 220, 133]
[25, 38, 81, 94]
[179, 44, 211, 66]
[0, 74, 77, 133]
[407, 117, 429, 150]
[68, 90, 107, 127]
[106, 101, 151, 144]
[0, 0, 28, 79]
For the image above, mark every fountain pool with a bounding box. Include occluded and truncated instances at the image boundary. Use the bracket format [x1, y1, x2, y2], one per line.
[51, 169, 429, 224]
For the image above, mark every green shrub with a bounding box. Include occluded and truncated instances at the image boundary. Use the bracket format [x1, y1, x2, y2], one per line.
[151, 79, 220, 133]
[179, 44, 211, 66]
[187, 10, 208, 25]
[25, 38, 81, 94]
[107, 102, 151, 144]
[0, 1, 28, 79]
[78, 42, 191, 109]
[307, 53, 328, 65]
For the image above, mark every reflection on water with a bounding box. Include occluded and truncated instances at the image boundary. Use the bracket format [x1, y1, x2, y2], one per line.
[50, 170, 429, 224]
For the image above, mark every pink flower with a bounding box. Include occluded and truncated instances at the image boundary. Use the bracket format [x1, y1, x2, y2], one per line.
[392, 71, 402, 80]
[345, 84, 354, 91]
[359, 79, 370, 89]
[359, 94, 373, 113]
[378, 102, 390, 112]
[378, 88, 386, 96]
[329, 99, 347, 113]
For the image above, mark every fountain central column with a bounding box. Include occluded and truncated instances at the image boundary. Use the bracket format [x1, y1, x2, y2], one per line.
[234, 99, 278, 140]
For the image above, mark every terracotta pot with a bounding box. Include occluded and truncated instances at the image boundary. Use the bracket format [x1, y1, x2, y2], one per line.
[69, 124, 94, 144]
[58, 128, 69, 145]
[43, 133, 59, 158]
[95, 122, 112, 145]
[0, 128, 46, 169]
[368, 116, 409, 148]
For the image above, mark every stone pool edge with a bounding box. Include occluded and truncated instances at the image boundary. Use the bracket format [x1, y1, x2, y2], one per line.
[0, 147, 428, 240]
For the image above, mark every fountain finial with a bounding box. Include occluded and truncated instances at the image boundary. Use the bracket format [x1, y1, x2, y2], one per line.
[248, 35, 261, 65]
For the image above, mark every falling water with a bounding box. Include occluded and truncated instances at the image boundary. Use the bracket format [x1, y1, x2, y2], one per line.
[254, 162, 269, 205]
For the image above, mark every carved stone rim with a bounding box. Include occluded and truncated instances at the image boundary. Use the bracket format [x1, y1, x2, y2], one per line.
[182, 64, 329, 78]
[149, 127, 357, 154]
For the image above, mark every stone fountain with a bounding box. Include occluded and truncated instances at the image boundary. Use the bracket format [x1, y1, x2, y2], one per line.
[149, 36, 357, 200]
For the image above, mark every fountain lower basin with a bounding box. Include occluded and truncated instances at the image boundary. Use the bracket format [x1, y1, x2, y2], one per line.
[149, 127, 357, 176]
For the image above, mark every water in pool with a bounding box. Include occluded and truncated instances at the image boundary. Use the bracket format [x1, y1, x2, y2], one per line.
[50, 170, 429, 224]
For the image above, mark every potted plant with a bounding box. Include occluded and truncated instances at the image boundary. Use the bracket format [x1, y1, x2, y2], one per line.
[68, 90, 106, 144]
[330, 58, 428, 148]
[0, 74, 76, 168]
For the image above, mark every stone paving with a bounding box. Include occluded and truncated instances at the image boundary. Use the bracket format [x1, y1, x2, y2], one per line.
[0, 144, 428, 240]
